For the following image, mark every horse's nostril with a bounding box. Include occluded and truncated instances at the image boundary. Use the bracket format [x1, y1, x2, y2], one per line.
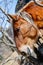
[21, 52, 26, 56]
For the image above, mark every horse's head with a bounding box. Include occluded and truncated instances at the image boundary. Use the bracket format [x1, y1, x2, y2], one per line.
[8, 14, 38, 55]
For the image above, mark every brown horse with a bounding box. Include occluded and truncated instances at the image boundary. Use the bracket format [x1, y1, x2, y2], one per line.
[8, 1, 43, 54]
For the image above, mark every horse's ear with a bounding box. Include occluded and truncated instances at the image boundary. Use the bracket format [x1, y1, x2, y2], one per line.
[8, 14, 17, 22]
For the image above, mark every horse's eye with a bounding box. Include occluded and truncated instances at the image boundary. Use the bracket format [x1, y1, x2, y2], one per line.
[16, 28, 20, 32]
